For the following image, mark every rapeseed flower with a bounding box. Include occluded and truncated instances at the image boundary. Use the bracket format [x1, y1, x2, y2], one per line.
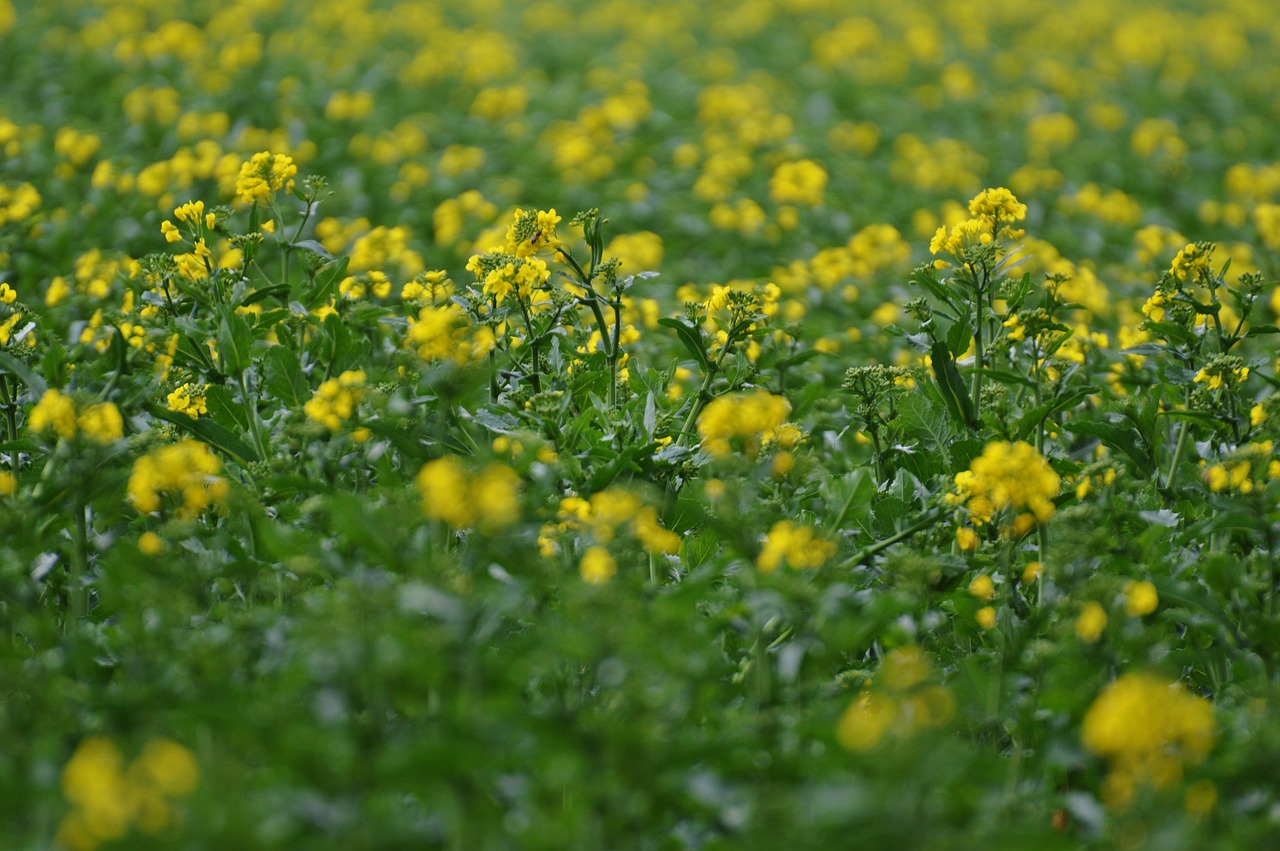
[948, 440, 1060, 531]
[127, 440, 227, 518]
[1082, 673, 1215, 808]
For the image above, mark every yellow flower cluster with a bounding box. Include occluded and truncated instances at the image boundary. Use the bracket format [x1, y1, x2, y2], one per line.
[1203, 441, 1280, 494]
[0, 305, 33, 349]
[768, 159, 828, 206]
[0, 181, 40, 227]
[416, 455, 520, 533]
[57, 737, 198, 851]
[968, 187, 1027, 224]
[1169, 241, 1213, 282]
[303, 370, 366, 432]
[948, 440, 1060, 533]
[127, 439, 227, 518]
[579, 545, 617, 585]
[404, 303, 470, 363]
[234, 150, 297, 205]
[756, 520, 835, 572]
[165, 383, 207, 418]
[160, 199, 215, 243]
[1193, 361, 1248, 391]
[465, 252, 551, 306]
[697, 389, 791, 459]
[28, 389, 123, 443]
[837, 647, 955, 752]
[540, 487, 681, 565]
[929, 188, 1027, 261]
[1082, 673, 1216, 808]
[505, 207, 562, 258]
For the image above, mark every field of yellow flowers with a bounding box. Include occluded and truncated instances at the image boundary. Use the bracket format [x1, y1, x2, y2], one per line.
[4, 0, 1280, 847]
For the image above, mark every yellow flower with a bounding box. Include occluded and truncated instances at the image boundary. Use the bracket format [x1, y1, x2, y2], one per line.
[769, 159, 828, 206]
[757, 520, 835, 572]
[1123, 580, 1159, 617]
[304, 370, 366, 432]
[235, 151, 297, 205]
[77, 402, 123, 443]
[128, 440, 227, 518]
[948, 441, 1060, 528]
[975, 606, 997, 630]
[166, 383, 208, 418]
[57, 737, 198, 851]
[138, 531, 165, 556]
[968, 187, 1027, 224]
[28, 388, 78, 439]
[416, 456, 521, 533]
[955, 526, 979, 552]
[1076, 602, 1108, 643]
[1082, 673, 1215, 807]
[968, 574, 995, 601]
[836, 690, 898, 751]
[698, 390, 790, 459]
[580, 545, 617, 585]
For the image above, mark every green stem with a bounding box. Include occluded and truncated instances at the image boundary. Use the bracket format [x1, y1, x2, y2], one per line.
[971, 268, 988, 413]
[847, 509, 944, 565]
[240, 373, 269, 462]
[1162, 395, 1193, 495]
[68, 501, 88, 630]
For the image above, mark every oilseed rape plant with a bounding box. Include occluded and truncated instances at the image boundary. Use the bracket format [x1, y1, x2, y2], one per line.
[4, 0, 1280, 848]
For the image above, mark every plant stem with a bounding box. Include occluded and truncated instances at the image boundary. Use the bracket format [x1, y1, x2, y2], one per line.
[971, 267, 988, 413]
[240, 373, 269, 462]
[847, 509, 944, 565]
[1162, 393, 1193, 494]
[68, 501, 88, 630]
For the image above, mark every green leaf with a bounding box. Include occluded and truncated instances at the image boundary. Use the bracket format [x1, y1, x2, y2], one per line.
[217, 309, 254, 376]
[658, 317, 710, 370]
[1014, 388, 1092, 441]
[0, 351, 47, 394]
[929, 340, 979, 431]
[1063, 419, 1155, 477]
[144, 402, 255, 467]
[302, 255, 350, 310]
[237, 284, 291, 308]
[945, 311, 972, 359]
[1245, 324, 1280, 337]
[263, 345, 308, 407]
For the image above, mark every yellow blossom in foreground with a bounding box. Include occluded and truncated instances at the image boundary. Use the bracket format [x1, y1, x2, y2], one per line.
[138, 531, 165, 556]
[837, 647, 954, 751]
[77, 402, 123, 443]
[0, 470, 14, 496]
[28, 388, 78, 439]
[127, 440, 227, 518]
[1076, 601, 1108, 643]
[975, 606, 997, 630]
[579, 545, 617, 585]
[417, 456, 521, 533]
[304, 370, 366, 432]
[968, 574, 995, 601]
[757, 520, 835, 572]
[57, 737, 198, 851]
[1123, 580, 1159, 617]
[1082, 673, 1215, 808]
[698, 390, 790, 459]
